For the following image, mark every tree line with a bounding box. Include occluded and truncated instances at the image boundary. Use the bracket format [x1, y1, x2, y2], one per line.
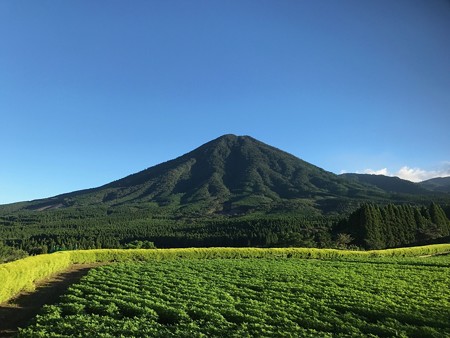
[0, 202, 449, 261]
[336, 202, 450, 249]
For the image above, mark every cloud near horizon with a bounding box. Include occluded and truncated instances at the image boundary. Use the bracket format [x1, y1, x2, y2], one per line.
[362, 163, 450, 182]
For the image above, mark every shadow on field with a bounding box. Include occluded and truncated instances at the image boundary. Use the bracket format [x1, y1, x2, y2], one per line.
[0, 264, 102, 338]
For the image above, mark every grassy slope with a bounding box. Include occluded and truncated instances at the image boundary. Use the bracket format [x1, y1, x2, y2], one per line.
[1, 244, 450, 305]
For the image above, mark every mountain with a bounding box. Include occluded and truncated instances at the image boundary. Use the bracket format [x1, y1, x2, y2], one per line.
[2, 134, 448, 217]
[9, 134, 392, 216]
[339, 173, 431, 195]
[420, 177, 450, 193]
[1, 134, 449, 254]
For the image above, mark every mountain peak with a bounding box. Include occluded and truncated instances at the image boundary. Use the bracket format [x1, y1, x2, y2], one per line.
[20, 135, 394, 215]
[209, 134, 254, 144]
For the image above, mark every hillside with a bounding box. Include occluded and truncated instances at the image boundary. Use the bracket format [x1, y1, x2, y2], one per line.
[420, 176, 450, 193]
[339, 173, 431, 195]
[12, 134, 393, 216]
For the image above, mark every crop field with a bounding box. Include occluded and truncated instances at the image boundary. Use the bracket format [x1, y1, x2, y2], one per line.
[18, 256, 450, 338]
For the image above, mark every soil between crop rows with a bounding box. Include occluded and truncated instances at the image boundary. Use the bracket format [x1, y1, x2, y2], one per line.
[0, 263, 102, 338]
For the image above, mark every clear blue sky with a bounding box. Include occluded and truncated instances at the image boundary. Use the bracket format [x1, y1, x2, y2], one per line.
[1, 0, 449, 204]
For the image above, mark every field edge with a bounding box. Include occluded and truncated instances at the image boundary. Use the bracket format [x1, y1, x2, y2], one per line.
[1, 244, 450, 304]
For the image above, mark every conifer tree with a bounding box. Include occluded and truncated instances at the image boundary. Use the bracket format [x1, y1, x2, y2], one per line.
[429, 202, 450, 237]
[361, 204, 384, 249]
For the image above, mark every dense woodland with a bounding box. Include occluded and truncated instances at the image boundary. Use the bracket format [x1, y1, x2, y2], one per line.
[0, 207, 336, 256]
[1, 202, 449, 262]
[336, 202, 450, 249]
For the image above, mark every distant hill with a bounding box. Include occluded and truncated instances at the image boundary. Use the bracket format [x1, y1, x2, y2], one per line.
[420, 177, 450, 193]
[339, 173, 430, 195]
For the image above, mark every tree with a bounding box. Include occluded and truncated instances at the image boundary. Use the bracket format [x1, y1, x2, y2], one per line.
[335, 233, 354, 249]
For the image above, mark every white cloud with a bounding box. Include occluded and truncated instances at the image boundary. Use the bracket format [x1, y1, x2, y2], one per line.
[363, 168, 389, 176]
[396, 167, 430, 182]
[359, 163, 450, 182]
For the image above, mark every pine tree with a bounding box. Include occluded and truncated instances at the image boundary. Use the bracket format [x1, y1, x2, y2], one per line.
[429, 202, 450, 237]
[362, 204, 384, 249]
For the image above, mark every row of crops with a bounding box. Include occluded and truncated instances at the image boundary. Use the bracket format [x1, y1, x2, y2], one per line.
[2, 244, 450, 304]
[18, 256, 450, 337]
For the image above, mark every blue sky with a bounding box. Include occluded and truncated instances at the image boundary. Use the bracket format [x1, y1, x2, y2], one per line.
[1, 0, 449, 204]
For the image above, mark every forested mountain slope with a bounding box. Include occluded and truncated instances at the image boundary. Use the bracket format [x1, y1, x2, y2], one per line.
[0, 135, 449, 256]
[5, 134, 398, 216]
[339, 173, 431, 195]
[420, 177, 450, 193]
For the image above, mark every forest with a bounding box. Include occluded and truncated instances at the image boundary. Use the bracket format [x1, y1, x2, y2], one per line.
[336, 202, 450, 249]
[0, 202, 449, 262]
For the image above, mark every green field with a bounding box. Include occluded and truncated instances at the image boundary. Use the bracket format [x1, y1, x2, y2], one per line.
[18, 255, 450, 337]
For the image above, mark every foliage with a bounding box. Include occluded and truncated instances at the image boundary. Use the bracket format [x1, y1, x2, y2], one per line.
[18, 257, 450, 337]
[420, 176, 450, 193]
[3, 201, 448, 258]
[337, 203, 450, 249]
[2, 244, 450, 305]
[0, 208, 341, 254]
[340, 173, 431, 195]
[0, 241, 28, 263]
[0, 252, 72, 304]
[124, 240, 156, 249]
